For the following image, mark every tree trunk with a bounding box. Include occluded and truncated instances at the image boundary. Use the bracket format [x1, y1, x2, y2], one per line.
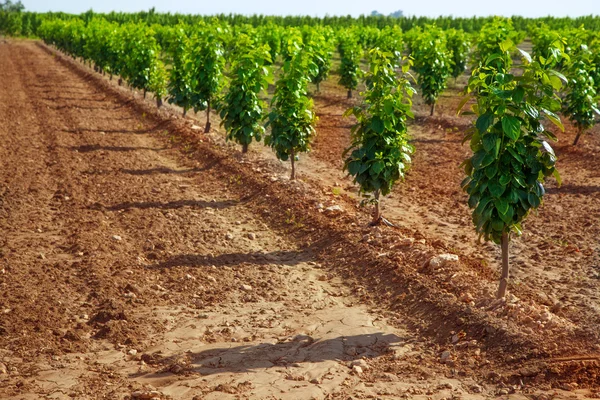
[242, 143, 249, 154]
[430, 102, 436, 116]
[183, 108, 187, 117]
[290, 147, 296, 180]
[118, 78, 122, 86]
[156, 97, 163, 108]
[347, 89, 352, 99]
[205, 101, 211, 133]
[573, 126, 583, 146]
[372, 189, 382, 224]
[316, 82, 320, 93]
[143, 89, 147, 99]
[497, 231, 510, 299]
[109, 74, 113, 81]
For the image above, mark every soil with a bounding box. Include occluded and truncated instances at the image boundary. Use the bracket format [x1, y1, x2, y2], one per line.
[0, 40, 599, 399]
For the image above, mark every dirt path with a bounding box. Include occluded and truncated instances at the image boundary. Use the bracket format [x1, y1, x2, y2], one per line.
[0, 41, 598, 400]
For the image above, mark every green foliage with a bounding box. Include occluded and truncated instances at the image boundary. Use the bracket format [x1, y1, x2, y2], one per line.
[220, 35, 272, 152]
[265, 42, 318, 178]
[344, 49, 416, 200]
[562, 45, 600, 143]
[304, 27, 334, 92]
[164, 25, 194, 114]
[446, 28, 471, 80]
[473, 18, 524, 68]
[412, 25, 452, 111]
[460, 38, 566, 244]
[338, 33, 363, 97]
[120, 23, 162, 93]
[188, 28, 226, 114]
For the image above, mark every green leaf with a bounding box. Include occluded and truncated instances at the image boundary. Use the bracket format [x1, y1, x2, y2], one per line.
[502, 115, 521, 141]
[476, 112, 494, 134]
[489, 180, 507, 197]
[494, 198, 509, 215]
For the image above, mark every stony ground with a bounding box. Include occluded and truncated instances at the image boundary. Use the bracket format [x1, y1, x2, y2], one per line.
[0, 40, 599, 400]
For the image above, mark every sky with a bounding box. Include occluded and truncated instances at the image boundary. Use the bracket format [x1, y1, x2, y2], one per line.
[21, 0, 600, 18]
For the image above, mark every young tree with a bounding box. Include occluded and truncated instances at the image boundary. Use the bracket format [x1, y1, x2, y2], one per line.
[562, 45, 600, 145]
[459, 39, 565, 299]
[265, 40, 317, 180]
[304, 28, 334, 93]
[220, 36, 272, 153]
[165, 25, 195, 116]
[344, 49, 416, 225]
[338, 34, 363, 99]
[188, 28, 226, 132]
[412, 26, 451, 116]
[446, 28, 471, 83]
[149, 56, 168, 108]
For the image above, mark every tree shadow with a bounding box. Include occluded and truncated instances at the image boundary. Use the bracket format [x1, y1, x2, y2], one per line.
[136, 333, 406, 377]
[148, 249, 310, 269]
[68, 144, 165, 153]
[546, 184, 600, 195]
[90, 199, 238, 212]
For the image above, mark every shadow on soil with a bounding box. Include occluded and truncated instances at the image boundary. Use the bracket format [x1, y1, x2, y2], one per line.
[546, 184, 600, 195]
[89, 199, 237, 212]
[149, 249, 311, 269]
[136, 333, 406, 377]
[68, 144, 165, 153]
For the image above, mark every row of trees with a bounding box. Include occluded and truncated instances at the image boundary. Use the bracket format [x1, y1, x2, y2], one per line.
[39, 16, 594, 300]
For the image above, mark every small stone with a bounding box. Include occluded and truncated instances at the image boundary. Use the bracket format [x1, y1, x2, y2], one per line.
[0, 363, 7, 374]
[112, 235, 122, 241]
[460, 292, 475, 303]
[397, 238, 414, 247]
[225, 233, 234, 240]
[128, 349, 138, 356]
[324, 205, 344, 214]
[247, 233, 256, 240]
[351, 359, 369, 370]
[207, 275, 217, 283]
[498, 389, 509, 395]
[191, 125, 202, 130]
[270, 176, 278, 182]
[429, 254, 459, 269]
[185, 273, 194, 280]
[125, 283, 142, 294]
[309, 378, 321, 384]
[316, 203, 324, 210]
[470, 384, 483, 393]
[241, 284, 253, 292]
[352, 365, 363, 374]
[440, 350, 452, 363]
[235, 221, 241, 225]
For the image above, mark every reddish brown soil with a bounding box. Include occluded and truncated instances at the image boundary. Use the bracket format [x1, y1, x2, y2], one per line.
[0, 40, 599, 399]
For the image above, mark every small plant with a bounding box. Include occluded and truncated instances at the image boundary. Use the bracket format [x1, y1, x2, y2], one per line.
[459, 38, 565, 299]
[220, 35, 272, 153]
[344, 49, 416, 225]
[265, 37, 318, 180]
[338, 33, 363, 99]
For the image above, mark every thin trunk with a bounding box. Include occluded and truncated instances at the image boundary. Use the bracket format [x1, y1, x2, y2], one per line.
[156, 97, 163, 108]
[242, 143, 249, 154]
[347, 89, 352, 99]
[205, 100, 211, 133]
[183, 108, 187, 117]
[316, 82, 320, 93]
[290, 147, 296, 180]
[118, 78, 122, 86]
[430, 102, 436, 116]
[143, 89, 147, 99]
[497, 231, 510, 299]
[573, 126, 583, 146]
[109, 74, 113, 81]
[373, 189, 382, 224]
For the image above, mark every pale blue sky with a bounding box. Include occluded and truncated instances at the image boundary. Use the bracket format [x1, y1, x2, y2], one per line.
[22, 0, 599, 18]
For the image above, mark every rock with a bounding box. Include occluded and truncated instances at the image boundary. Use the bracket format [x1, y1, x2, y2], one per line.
[125, 283, 142, 295]
[207, 275, 217, 283]
[460, 292, 474, 303]
[0, 363, 6, 374]
[128, 349, 138, 356]
[270, 176, 278, 182]
[324, 205, 344, 215]
[429, 254, 459, 269]
[351, 359, 369, 370]
[309, 378, 321, 384]
[316, 203, 324, 210]
[225, 233, 234, 240]
[185, 273, 194, 280]
[247, 233, 256, 240]
[470, 384, 483, 393]
[241, 284, 253, 292]
[440, 350, 452, 363]
[131, 390, 162, 399]
[498, 389, 509, 395]
[191, 125, 202, 130]
[397, 238, 414, 247]
[112, 235, 122, 241]
[352, 365, 363, 374]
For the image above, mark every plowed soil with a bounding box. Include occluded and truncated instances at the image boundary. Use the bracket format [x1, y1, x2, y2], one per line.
[0, 40, 599, 400]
